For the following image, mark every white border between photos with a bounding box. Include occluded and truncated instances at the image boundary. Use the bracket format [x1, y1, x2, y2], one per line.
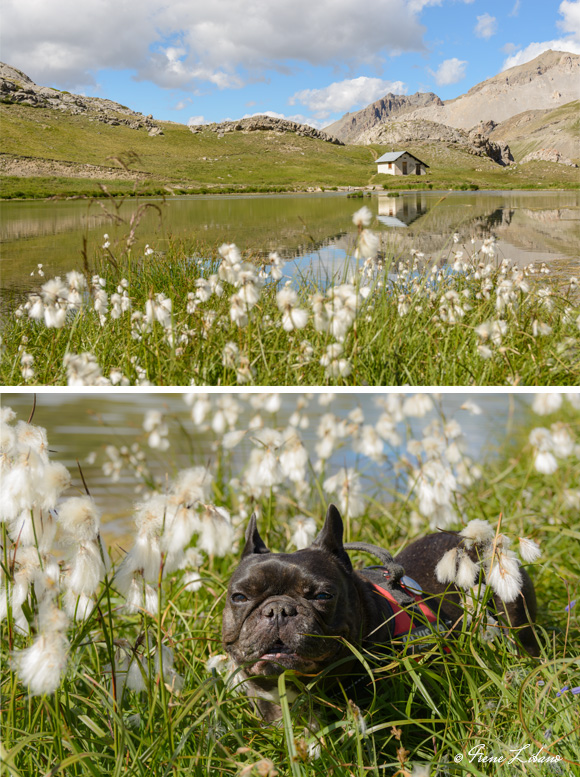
[2, 386, 578, 398]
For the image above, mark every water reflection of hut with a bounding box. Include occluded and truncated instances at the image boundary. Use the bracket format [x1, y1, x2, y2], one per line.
[377, 194, 429, 227]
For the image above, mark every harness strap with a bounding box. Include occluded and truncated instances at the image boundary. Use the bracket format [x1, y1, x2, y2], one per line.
[373, 581, 451, 652]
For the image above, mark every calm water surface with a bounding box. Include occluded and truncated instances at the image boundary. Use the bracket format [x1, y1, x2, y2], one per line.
[2, 392, 531, 541]
[1, 190, 579, 296]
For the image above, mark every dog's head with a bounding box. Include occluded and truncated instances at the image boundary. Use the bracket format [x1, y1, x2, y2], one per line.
[222, 505, 366, 680]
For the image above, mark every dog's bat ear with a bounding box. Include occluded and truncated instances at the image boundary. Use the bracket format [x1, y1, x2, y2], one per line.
[311, 504, 353, 572]
[241, 513, 271, 557]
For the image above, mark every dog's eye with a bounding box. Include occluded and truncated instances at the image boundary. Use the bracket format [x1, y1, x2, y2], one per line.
[231, 593, 248, 603]
[314, 592, 332, 600]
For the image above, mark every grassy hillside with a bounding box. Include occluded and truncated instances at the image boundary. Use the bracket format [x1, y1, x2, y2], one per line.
[1, 102, 578, 199]
[489, 101, 580, 162]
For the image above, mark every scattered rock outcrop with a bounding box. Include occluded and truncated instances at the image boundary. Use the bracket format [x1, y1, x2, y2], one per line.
[191, 115, 344, 145]
[0, 62, 164, 135]
[358, 118, 513, 165]
[520, 148, 578, 167]
[467, 123, 514, 165]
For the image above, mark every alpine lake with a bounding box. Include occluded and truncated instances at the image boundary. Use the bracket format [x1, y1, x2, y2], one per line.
[1, 189, 579, 300]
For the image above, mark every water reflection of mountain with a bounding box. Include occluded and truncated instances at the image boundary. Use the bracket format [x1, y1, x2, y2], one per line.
[373, 192, 579, 271]
[2, 191, 578, 295]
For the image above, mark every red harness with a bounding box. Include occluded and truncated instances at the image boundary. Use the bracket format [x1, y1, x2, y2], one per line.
[373, 580, 452, 652]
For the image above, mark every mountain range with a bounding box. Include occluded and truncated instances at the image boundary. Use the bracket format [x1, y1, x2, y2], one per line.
[325, 50, 579, 162]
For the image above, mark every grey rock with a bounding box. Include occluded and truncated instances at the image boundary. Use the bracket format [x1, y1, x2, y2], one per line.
[0, 60, 164, 136]
[520, 148, 578, 167]
[191, 114, 344, 145]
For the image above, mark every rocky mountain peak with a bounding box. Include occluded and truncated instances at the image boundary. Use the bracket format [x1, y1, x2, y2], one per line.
[324, 92, 443, 144]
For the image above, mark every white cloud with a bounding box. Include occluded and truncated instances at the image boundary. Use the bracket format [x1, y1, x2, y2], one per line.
[289, 76, 407, 119]
[558, 0, 580, 36]
[509, 0, 520, 17]
[429, 58, 467, 86]
[174, 97, 192, 111]
[187, 115, 207, 125]
[502, 0, 580, 69]
[2, 0, 426, 92]
[474, 13, 497, 39]
[502, 38, 580, 69]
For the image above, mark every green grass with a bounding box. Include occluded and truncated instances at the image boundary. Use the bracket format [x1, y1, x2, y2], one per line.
[1, 397, 579, 776]
[1, 102, 578, 200]
[1, 217, 579, 386]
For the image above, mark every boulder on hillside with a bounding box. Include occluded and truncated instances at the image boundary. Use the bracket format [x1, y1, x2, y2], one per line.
[520, 148, 578, 167]
[467, 125, 514, 165]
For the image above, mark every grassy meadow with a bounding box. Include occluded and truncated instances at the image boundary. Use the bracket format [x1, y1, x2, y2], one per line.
[1, 101, 579, 200]
[1, 392, 579, 777]
[1, 198, 579, 387]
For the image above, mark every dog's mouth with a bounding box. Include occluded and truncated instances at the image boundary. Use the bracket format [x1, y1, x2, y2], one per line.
[259, 641, 298, 660]
[245, 639, 334, 676]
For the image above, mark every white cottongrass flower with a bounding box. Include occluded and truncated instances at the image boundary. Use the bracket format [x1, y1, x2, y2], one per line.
[212, 396, 242, 435]
[195, 274, 223, 302]
[460, 400, 482, 416]
[63, 590, 96, 620]
[414, 459, 457, 522]
[244, 434, 284, 493]
[402, 394, 433, 418]
[196, 505, 234, 557]
[229, 293, 249, 327]
[352, 206, 372, 227]
[323, 467, 365, 517]
[353, 425, 384, 462]
[64, 541, 107, 597]
[550, 422, 575, 458]
[486, 552, 522, 603]
[320, 342, 352, 378]
[455, 553, 480, 589]
[145, 293, 172, 329]
[12, 599, 69, 696]
[529, 428, 558, 475]
[459, 519, 496, 547]
[57, 496, 100, 542]
[289, 515, 317, 549]
[355, 229, 380, 260]
[172, 466, 213, 506]
[532, 393, 563, 416]
[532, 320, 552, 337]
[269, 251, 285, 280]
[518, 537, 541, 563]
[475, 319, 507, 348]
[435, 547, 458, 584]
[205, 653, 235, 677]
[143, 410, 170, 451]
[64, 352, 110, 386]
[276, 286, 309, 331]
[218, 243, 243, 283]
[279, 429, 308, 483]
[375, 412, 402, 446]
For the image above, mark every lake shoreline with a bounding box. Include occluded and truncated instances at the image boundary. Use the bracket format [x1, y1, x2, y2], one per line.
[1, 180, 579, 203]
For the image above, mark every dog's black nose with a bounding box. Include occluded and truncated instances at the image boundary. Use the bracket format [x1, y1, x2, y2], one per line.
[261, 598, 298, 620]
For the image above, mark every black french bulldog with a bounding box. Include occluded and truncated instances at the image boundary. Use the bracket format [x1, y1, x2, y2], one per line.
[222, 505, 538, 721]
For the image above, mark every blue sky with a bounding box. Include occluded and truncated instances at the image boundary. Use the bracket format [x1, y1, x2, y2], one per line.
[3, 0, 579, 128]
